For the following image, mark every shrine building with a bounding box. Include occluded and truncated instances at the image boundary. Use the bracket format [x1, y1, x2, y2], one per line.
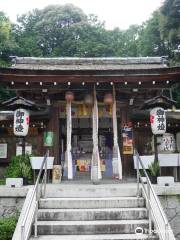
[0, 57, 180, 181]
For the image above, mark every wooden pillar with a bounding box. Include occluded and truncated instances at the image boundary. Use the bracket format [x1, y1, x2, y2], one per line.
[154, 135, 158, 162]
[120, 106, 135, 178]
[47, 106, 60, 165]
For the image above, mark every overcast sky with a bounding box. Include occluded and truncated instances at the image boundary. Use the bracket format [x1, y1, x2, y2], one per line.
[0, 0, 164, 29]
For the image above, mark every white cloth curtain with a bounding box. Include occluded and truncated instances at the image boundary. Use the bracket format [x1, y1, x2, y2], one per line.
[65, 101, 73, 179]
[112, 86, 122, 180]
[91, 87, 102, 181]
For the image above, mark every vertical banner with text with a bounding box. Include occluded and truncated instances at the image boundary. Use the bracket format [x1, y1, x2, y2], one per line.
[122, 126, 133, 154]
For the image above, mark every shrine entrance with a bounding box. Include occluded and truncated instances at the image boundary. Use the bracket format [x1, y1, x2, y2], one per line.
[59, 101, 120, 180]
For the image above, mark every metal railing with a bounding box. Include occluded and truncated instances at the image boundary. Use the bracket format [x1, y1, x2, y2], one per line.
[135, 149, 175, 240]
[21, 150, 49, 240]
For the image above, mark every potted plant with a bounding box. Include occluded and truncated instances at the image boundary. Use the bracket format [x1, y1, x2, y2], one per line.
[139, 169, 148, 184]
[148, 160, 160, 184]
[20, 161, 32, 185]
[5, 154, 33, 185]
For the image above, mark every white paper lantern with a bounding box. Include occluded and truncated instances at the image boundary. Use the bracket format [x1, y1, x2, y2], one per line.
[65, 91, 74, 102]
[150, 107, 166, 135]
[104, 93, 113, 105]
[14, 108, 30, 136]
[84, 94, 93, 105]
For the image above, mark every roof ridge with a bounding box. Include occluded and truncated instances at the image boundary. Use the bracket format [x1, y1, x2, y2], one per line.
[13, 56, 166, 66]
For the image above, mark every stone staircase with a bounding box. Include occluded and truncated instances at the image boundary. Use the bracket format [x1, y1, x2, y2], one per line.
[30, 184, 159, 240]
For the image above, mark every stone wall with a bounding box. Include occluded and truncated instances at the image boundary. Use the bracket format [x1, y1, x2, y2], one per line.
[159, 195, 180, 240]
[0, 186, 29, 218]
[0, 197, 25, 218]
[1, 184, 180, 239]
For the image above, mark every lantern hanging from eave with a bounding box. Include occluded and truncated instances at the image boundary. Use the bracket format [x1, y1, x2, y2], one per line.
[104, 93, 113, 105]
[84, 94, 93, 106]
[13, 108, 30, 136]
[65, 91, 74, 102]
[150, 107, 166, 135]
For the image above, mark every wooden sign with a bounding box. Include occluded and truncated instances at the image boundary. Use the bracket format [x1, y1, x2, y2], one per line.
[122, 127, 133, 154]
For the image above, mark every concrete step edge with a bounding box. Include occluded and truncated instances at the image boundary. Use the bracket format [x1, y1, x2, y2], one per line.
[38, 207, 147, 212]
[40, 197, 143, 201]
[36, 219, 149, 225]
[29, 234, 158, 240]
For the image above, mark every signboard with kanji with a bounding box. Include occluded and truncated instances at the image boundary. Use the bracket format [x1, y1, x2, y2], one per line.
[150, 107, 166, 135]
[157, 133, 176, 153]
[13, 108, 30, 136]
[0, 143, 7, 158]
[122, 127, 133, 154]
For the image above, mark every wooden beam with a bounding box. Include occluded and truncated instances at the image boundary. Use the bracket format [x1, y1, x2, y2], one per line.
[0, 73, 179, 83]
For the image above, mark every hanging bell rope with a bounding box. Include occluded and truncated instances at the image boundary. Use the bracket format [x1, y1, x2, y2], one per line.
[112, 85, 122, 180]
[91, 86, 102, 182]
[65, 91, 74, 179]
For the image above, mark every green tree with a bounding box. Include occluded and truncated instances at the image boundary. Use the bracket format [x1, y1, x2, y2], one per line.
[0, 13, 16, 102]
[0, 12, 12, 66]
[13, 4, 114, 57]
[123, 25, 141, 57]
[0, 86, 15, 102]
[138, 11, 167, 57]
[109, 25, 141, 57]
[173, 83, 180, 107]
[159, 0, 180, 62]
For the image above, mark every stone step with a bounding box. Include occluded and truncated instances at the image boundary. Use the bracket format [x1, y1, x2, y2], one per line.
[39, 197, 145, 209]
[38, 208, 148, 221]
[45, 184, 140, 198]
[35, 219, 149, 235]
[30, 234, 159, 240]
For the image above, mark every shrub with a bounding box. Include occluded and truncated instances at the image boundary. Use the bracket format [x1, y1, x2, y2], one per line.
[0, 217, 17, 240]
[5, 155, 22, 178]
[148, 160, 160, 177]
[0, 179, 5, 185]
[5, 154, 33, 181]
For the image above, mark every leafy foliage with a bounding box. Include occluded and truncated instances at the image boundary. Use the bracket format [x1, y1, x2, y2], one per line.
[0, 178, 5, 185]
[0, 86, 15, 102]
[138, 11, 167, 57]
[5, 154, 33, 181]
[0, 217, 17, 240]
[0, 12, 17, 66]
[148, 160, 160, 177]
[0, 2, 178, 61]
[0, 2, 179, 102]
[13, 4, 114, 57]
[173, 83, 180, 107]
[159, 0, 180, 61]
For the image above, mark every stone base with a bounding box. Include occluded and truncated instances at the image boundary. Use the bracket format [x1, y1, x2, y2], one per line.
[6, 178, 23, 188]
[52, 165, 62, 184]
[157, 176, 174, 186]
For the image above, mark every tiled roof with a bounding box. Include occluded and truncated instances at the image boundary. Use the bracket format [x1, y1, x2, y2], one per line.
[11, 57, 167, 71]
